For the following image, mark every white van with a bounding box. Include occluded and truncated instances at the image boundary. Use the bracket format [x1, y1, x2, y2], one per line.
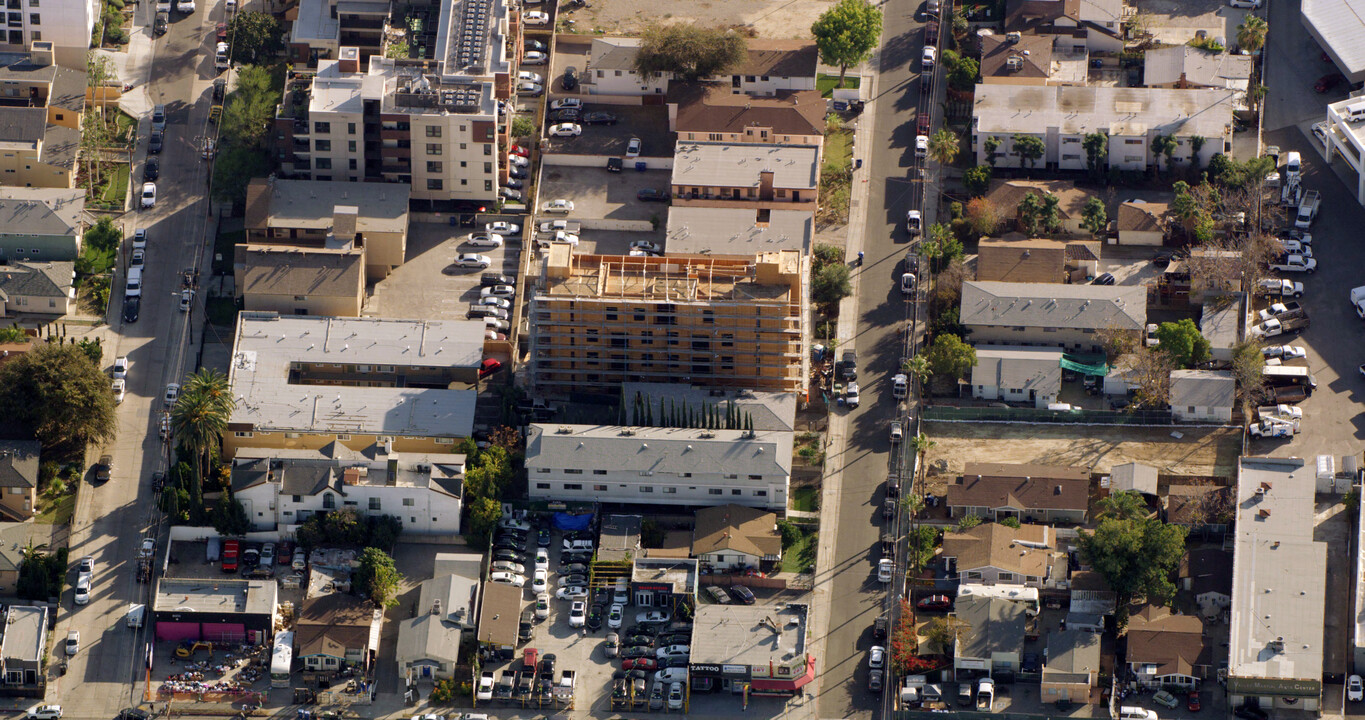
[126, 603, 146, 628]
[125, 268, 143, 298]
[1344, 100, 1365, 122]
[1119, 707, 1158, 720]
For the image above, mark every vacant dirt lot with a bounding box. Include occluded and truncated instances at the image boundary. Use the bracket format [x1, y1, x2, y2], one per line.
[563, 0, 833, 39]
[921, 422, 1242, 491]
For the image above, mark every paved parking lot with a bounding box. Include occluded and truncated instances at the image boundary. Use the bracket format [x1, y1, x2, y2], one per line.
[544, 105, 675, 157]
[1130, 0, 1254, 46]
[539, 166, 671, 224]
[366, 220, 523, 322]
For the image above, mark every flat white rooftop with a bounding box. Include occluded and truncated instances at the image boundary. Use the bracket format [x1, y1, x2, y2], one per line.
[665, 206, 812, 256]
[973, 84, 1236, 139]
[671, 142, 819, 191]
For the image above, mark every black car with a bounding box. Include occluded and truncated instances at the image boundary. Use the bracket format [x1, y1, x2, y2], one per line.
[583, 111, 617, 126]
[729, 585, 756, 605]
[482, 272, 515, 287]
[143, 157, 160, 182]
[518, 619, 534, 642]
[493, 549, 526, 564]
[873, 616, 888, 640]
[553, 108, 580, 123]
[494, 539, 526, 552]
[561, 551, 592, 565]
[1021, 652, 1041, 673]
[504, 178, 524, 190]
[622, 634, 654, 647]
[587, 604, 604, 631]
[148, 130, 163, 154]
[509, 166, 528, 179]
[525, 39, 545, 51]
[637, 188, 669, 203]
[118, 710, 152, 720]
[153, 11, 168, 35]
[1092, 272, 1116, 285]
[562, 66, 578, 91]
[606, 157, 623, 173]
[212, 78, 226, 103]
[122, 296, 141, 324]
[560, 563, 589, 576]
[539, 653, 557, 680]
[620, 646, 653, 659]
[1235, 706, 1269, 720]
[537, 528, 552, 547]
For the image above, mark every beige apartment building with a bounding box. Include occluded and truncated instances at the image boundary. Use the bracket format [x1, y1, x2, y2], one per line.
[527, 247, 809, 396]
[0, 42, 82, 190]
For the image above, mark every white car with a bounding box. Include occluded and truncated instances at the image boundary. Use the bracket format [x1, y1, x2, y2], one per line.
[74, 575, 91, 605]
[626, 137, 642, 157]
[482, 284, 515, 298]
[132, 229, 147, 250]
[543, 199, 575, 213]
[535, 547, 550, 574]
[112, 356, 130, 379]
[608, 603, 624, 629]
[518, 71, 543, 84]
[477, 296, 511, 310]
[1350, 675, 1363, 702]
[630, 240, 662, 253]
[869, 645, 886, 669]
[476, 671, 495, 701]
[877, 558, 893, 582]
[486, 221, 520, 235]
[556, 585, 589, 600]
[507, 153, 530, 167]
[550, 98, 582, 111]
[25, 706, 62, 720]
[499, 516, 531, 531]
[922, 46, 936, 70]
[889, 421, 903, 442]
[636, 610, 671, 624]
[568, 600, 587, 627]
[656, 645, 690, 659]
[1276, 239, 1311, 256]
[176, 0, 194, 11]
[64, 630, 79, 655]
[455, 253, 492, 268]
[466, 233, 504, 248]
[891, 373, 908, 399]
[549, 123, 582, 137]
[164, 383, 179, 406]
[668, 682, 684, 710]
[522, 10, 550, 24]
[491, 560, 524, 575]
[523, 51, 548, 65]
[655, 667, 688, 684]
[845, 382, 860, 408]
[489, 571, 526, 587]
[130, 249, 145, 268]
[1227, 0, 1260, 7]
[140, 182, 157, 209]
[539, 220, 571, 232]
[1263, 345, 1307, 360]
[112, 379, 126, 404]
[535, 592, 551, 620]
[140, 538, 155, 558]
[517, 81, 544, 96]
[531, 568, 548, 593]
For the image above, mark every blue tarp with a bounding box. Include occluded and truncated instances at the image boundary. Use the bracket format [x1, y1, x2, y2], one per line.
[553, 512, 593, 531]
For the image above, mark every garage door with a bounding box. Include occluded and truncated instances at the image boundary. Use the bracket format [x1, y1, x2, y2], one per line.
[155, 621, 200, 643]
[202, 623, 246, 643]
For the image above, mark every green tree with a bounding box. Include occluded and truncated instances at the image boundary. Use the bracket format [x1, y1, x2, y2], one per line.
[1038, 193, 1062, 233]
[928, 128, 959, 167]
[1189, 136, 1206, 170]
[1151, 134, 1177, 176]
[634, 23, 747, 81]
[963, 197, 999, 238]
[220, 65, 278, 151]
[955, 514, 982, 532]
[83, 217, 122, 254]
[355, 547, 404, 608]
[211, 145, 272, 205]
[1156, 318, 1211, 368]
[906, 524, 937, 571]
[211, 491, 252, 535]
[1236, 15, 1267, 54]
[1097, 490, 1148, 521]
[0, 326, 26, 343]
[1078, 516, 1188, 606]
[999, 516, 1021, 529]
[1011, 134, 1045, 170]
[1081, 196, 1108, 237]
[510, 116, 535, 138]
[923, 616, 970, 652]
[962, 165, 991, 197]
[777, 519, 803, 549]
[466, 496, 502, 545]
[1231, 339, 1264, 402]
[813, 262, 852, 306]
[901, 355, 930, 386]
[1082, 131, 1108, 179]
[183, 368, 235, 416]
[925, 333, 976, 380]
[226, 11, 285, 65]
[171, 370, 237, 505]
[810, 0, 883, 85]
[1016, 192, 1042, 236]
[983, 136, 1001, 167]
[0, 342, 116, 455]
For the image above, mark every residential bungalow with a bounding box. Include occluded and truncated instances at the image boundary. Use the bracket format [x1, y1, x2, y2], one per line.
[947, 462, 1090, 524]
[970, 345, 1064, 409]
[1004, 0, 1124, 52]
[0, 523, 44, 595]
[296, 575, 382, 671]
[1126, 604, 1211, 689]
[940, 522, 1068, 588]
[972, 85, 1235, 172]
[584, 38, 818, 97]
[1164, 483, 1234, 536]
[0, 605, 46, 691]
[984, 180, 1097, 237]
[979, 32, 1088, 86]
[953, 593, 1026, 676]
[959, 280, 1147, 353]
[475, 580, 521, 658]
[0, 440, 39, 520]
[1181, 547, 1233, 612]
[976, 236, 1101, 284]
[667, 83, 825, 148]
[1115, 201, 1169, 246]
[0, 262, 74, 317]
[1201, 297, 1244, 364]
[1169, 370, 1235, 423]
[1144, 46, 1252, 92]
[1041, 629, 1101, 704]
[0, 188, 84, 261]
[396, 568, 480, 681]
[691, 504, 782, 571]
[670, 142, 819, 209]
[230, 445, 465, 534]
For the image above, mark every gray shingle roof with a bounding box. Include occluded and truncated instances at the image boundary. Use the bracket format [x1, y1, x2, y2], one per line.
[0, 188, 83, 236]
[0, 108, 46, 144]
[526, 424, 792, 478]
[1169, 370, 1234, 409]
[961, 280, 1146, 331]
[0, 261, 73, 299]
[0, 440, 40, 488]
[958, 594, 1026, 659]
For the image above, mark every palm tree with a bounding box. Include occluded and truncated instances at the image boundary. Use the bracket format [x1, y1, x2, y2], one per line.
[1236, 16, 1267, 54]
[171, 392, 231, 501]
[19, 539, 47, 564]
[182, 368, 235, 416]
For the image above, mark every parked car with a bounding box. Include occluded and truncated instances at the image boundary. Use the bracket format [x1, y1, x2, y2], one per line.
[704, 586, 731, 604]
[917, 594, 953, 611]
[729, 585, 756, 604]
[517, 81, 544, 96]
[876, 558, 893, 582]
[140, 182, 157, 209]
[1315, 73, 1346, 93]
[626, 137, 642, 157]
[568, 601, 587, 627]
[148, 130, 164, 154]
[636, 610, 671, 624]
[562, 66, 578, 91]
[64, 631, 79, 655]
[482, 284, 515, 298]
[523, 50, 547, 64]
[550, 98, 582, 110]
[921, 46, 936, 70]
[636, 188, 669, 203]
[1349, 676, 1363, 702]
[455, 253, 492, 268]
[542, 199, 574, 213]
[1153, 690, 1180, 709]
[549, 123, 582, 137]
[522, 10, 549, 24]
[26, 706, 62, 720]
[1188, 690, 1203, 712]
[583, 111, 617, 125]
[113, 356, 130, 379]
[476, 671, 495, 701]
[143, 157, 160, 182]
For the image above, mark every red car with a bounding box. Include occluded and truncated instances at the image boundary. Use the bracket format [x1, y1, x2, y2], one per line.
[916, 595, 953, 612]
[216, 22, 227, 40]
[917, 113, 931, 135]
[479, 358, 503, 378]
[1187, 691, 1201, 712]
[510, 145, 530, 157]
[622, 657, 658, 671]
[222, 540, 239, 573]
[1315, 73, 1345, 93]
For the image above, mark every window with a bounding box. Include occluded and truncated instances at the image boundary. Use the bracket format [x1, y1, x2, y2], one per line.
[426, 126, 441, 137]
[639, 486, 654, 493]
[593, 484, 608, 491]
[292, 495, 302, 503]
[485, 180, 492, 191]
[427, 143, 442, 155]
[731, 489, 742, 495]
[536, 482, 550, 489]
[483, 144, 492, 155]
[663, 487, 677, 494]
[234, 431, 254, 438]
[315, 158, 332, 170]
[347, 123, 355, 134]
[564, 469, 584, 474]
[322, 494, 335, 509]
[368, 498, 381, 511]
[348, 158, 357, 171]
[427, 179, 443, 190]
[336, 434, 351, 441]
[348, 140, 356, 152]
[27, 12, 35, 22]
[314, 139, 331, 151]
[427, 161, 442, 173]
[1124, 139, 1142, 145]
[754, 490, 767, 496]
[314, 121, 331, 134]
[593, 469, 607, 475]
[1125, 155, 1143, 163]
[724, 474, 738, 479]
[564, 483, 583, 490]
[402, 498, 415, 506]
[708, 488, 723, 495]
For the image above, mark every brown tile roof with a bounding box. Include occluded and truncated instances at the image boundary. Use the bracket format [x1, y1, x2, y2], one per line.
[976, 237, 1067, 283]
[478, 581, 523, 647]
[296, 592, 377, 658]
[941, 522, 1060, 577]
[1065, 241, 1100, 261]
[669, 83, 825, 138]
[986, 179, 1094, 222]
[949, 463, 1090, 513]
[1165, 484, 1234, 527]
[692, 504, 782, 559]
[1126, 604, 1211, 677]
[1006, 0, 1081, 25]
[1117, 201, 1168, 233]
[737, 41, 819, 79]
[981, 33, 1054, 79]
[238, 245, 365, 299]
[1179, 547, 1232, 599]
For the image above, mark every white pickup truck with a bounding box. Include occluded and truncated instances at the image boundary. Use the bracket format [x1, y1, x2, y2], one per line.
[1351, 286, 1365, 318]
[1257, 279, 1304, 298]
[1295, 190, 1321, 229]
[1268, 254, 1316, 273]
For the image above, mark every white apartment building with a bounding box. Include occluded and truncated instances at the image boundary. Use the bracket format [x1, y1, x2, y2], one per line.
[525, 424, 792, 511]
[972, 85, 1236, 172]
[583, 37, 818, 97]
[231, 446, 466, 534]
[1322, 95, 1365, 206]
[0, 0, 95, 68]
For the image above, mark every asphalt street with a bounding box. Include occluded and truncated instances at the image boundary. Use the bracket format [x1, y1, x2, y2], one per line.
[49, 1, 222, 714]
[816, 0, 933, 716]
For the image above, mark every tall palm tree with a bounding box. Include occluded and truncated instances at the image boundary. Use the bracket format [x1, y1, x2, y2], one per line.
[19, 539, 47, 565]
[170, 392, 231, 501]
[182, 368, 235, 416]
[928, 128, 960, 168]
[1237, 16, 1267, 54]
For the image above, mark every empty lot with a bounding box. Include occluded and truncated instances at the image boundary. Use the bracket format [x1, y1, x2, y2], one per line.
[561, 0, 834, 39]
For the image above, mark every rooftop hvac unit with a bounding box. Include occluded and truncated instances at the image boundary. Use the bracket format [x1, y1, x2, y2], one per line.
[1007, 56, 1023, 71]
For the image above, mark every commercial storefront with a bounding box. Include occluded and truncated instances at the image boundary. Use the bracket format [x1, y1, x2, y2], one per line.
[689, 656, 817, 697]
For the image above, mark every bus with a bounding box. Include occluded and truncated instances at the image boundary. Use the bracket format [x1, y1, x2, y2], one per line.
[271, 631, 294, 688]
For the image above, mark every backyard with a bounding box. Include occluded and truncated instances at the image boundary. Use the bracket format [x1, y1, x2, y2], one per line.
[817, 74, 861, 98]
[818, 118, 853, 227]
[84, 163, 129, 210]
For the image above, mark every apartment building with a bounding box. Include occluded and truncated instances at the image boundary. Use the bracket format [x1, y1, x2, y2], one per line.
[667, 83, 825, 147]
[959, 280, 1147, 352]
[244, 177, 410, 279]
[525, 424, 792, 511]
[583, 37, 818, 97]
[972, 85, 1235, 173]
[0, 42, 81, 189]
[224, 313, 483, 458]
[1144, 46, 1252, 92]
[1004, 0, 1123, 53]
[231, 445, 465, 533]
[0, 187, 82, 260]
[289, 0, 390, 67]
[0, 0, 95, 69]
[665, 206, 811, 256]
[671, 142, 819, 209]
[979, 32, 1088, 86]
[527, 246, 808, 395]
